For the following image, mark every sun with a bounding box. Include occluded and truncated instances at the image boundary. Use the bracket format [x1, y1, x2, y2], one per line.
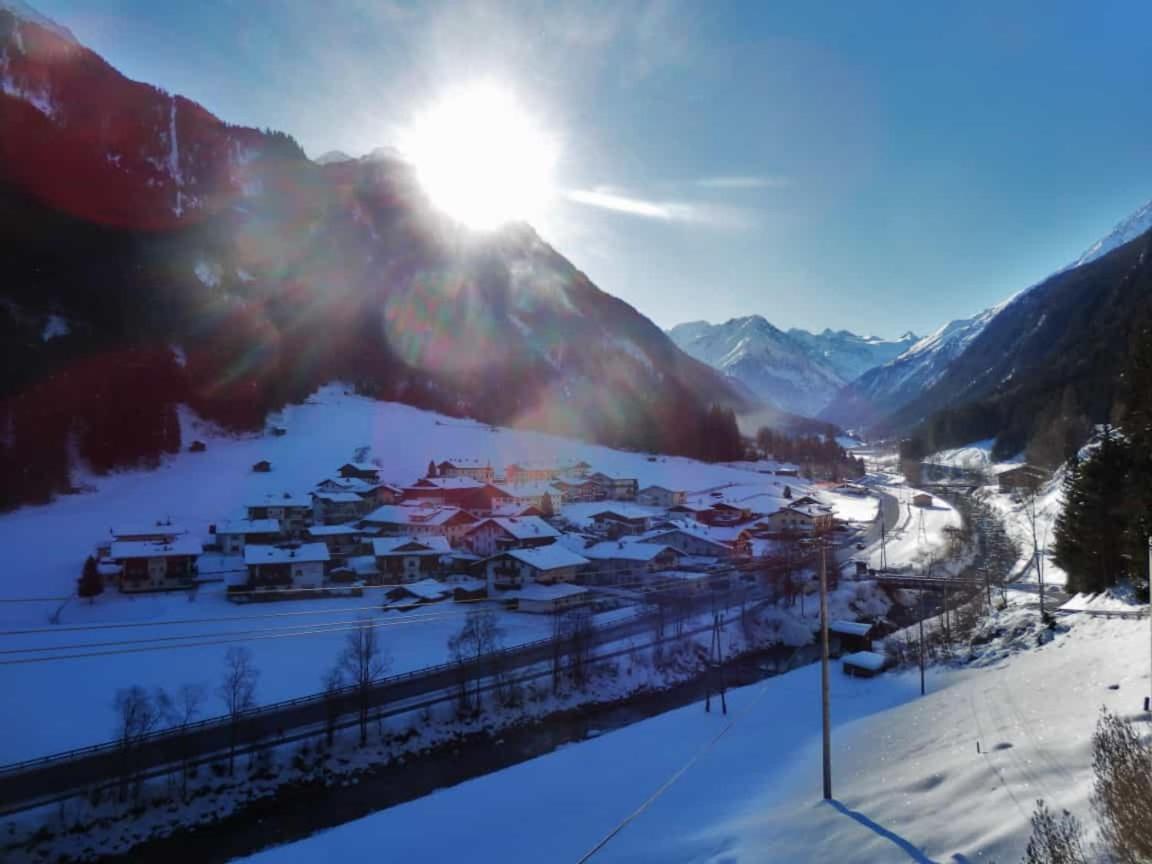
[398, 83, 557, 231]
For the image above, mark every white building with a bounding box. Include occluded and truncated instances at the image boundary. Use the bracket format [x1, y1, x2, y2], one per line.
[214, 518, 281, 556]
[242, 543, 330, 590]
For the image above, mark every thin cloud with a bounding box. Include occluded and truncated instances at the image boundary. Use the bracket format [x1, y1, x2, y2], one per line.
[565, 186, 754, 229]
[695, 175, 790, 189]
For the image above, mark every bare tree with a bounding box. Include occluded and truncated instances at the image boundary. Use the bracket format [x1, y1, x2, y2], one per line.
[1092, 710, 1152, 862]
[446, 608, 504, 713]
[321, 667, 344, 747]
[218, 647, 259, 774]
[1019, 486, 1052, 621]
[172, 683, 205, 801]
[340, 619, 389, 746]
[112, 685, 165, 801]
[561, 608, 594, 688]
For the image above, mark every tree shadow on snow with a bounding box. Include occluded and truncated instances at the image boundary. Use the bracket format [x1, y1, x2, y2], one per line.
[827, 799, 939, 864]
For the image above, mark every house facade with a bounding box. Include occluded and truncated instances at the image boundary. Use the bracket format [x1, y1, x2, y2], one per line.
[372, 536, 450, 584]
[241, 543, 330, 590]
[636, 485, 686, 508]
[362, 504, 478, 545]
[338, 462, 381, 482]
[580, 542, 681, 586]
[587, 473, 639, 501]
[485, 546, 589, 593]
[246, 493, 312, 537]
[214, 519, 281, 556]
[463, 516, 560, 557]
[110, 537, 203, 593]
[436, 459, 495, 483]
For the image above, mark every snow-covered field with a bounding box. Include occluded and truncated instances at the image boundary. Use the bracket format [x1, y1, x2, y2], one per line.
[924, 439, 1023, 474]
[859, 483, 960, 572]
[0, 386, 856, 763]
[240, 605, 1152, 864]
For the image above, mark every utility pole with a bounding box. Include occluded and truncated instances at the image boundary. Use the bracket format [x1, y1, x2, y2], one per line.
[819, 533, 832, 800]
[879, 509, 888, 572]
[1147, 537, 1152, 715]
[918, 589, 926, 696]
[1036, 544, 1046, 621]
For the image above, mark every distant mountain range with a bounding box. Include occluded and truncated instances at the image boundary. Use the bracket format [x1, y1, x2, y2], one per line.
[0, 2, 750, 508]
[667, 317, 916, 416]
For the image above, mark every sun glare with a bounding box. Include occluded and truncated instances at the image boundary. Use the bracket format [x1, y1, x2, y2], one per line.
[399, 83, 557, 231]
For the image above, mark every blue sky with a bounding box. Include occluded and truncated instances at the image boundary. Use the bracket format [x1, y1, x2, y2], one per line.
[35, 0, 1152, 337]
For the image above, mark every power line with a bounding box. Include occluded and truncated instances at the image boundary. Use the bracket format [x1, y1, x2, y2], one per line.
[576, 682, 774, 863]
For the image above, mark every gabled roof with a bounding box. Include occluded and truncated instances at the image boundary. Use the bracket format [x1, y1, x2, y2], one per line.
[582, 541, 675, 562]
[363, 504, 475, 527]
[589, 504, 653, 521]
[312, 491, 364, 504]
[341, 461, 380, 473]
[306, 523, 363, 537]
[372, 536, 451, 556]
[111, 522, 189, 540]
[243, 543, 330, 565]
[409, 476, 488, 491]
[501, 545, 589, 571]
[216, 518, 281, 536]
[468, 516, 560, 540]
[388, 578, 452, 601]
[110, 537, 203, 559]
[830, 620, 873, 637]
[246, 491, 311, 509]
[511, 582, 589, 602]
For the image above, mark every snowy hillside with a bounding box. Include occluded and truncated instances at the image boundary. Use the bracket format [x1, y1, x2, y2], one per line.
[0, 386, 819, 762]
[238, 602, 1150, 864]
[822, 307, 1000, 430]
[1072, 196, 1152, 269]
[667, 317, 913, 417]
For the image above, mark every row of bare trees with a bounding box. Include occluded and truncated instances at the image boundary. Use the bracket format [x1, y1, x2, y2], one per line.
[111, 646, 258, 803]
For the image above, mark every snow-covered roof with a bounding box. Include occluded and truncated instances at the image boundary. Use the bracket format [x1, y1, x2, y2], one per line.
[658, 520, 742, 544]
[503, 545, 589, 571]
[439, 457, 489, 468]
[341, 462, 380, 472]
[390, 578, 452, 601]
[364, 504, 471, 526]
[410, 476, 488, 491]
[312, 491, 364, 504]
[842, 651, 886, 672]
[511, 583, 589, 602]
[216, 518, 280, 536]
[470, 516, 560, 540]
[831, 620, 873, 637]
[494, 480, 559, 498]
[372, 536, 451, 556]
[110, 537, 203, 559]
[243, 543, 330, 565]
[246, 492, 311, 508]
[491, 502, 542, 517]
[306, 524, 363, 537]
[582, 541, 674, 562]
[590, 504, 653, 521]
[346, 555, 379, 576]
[656, 570, 709, 583]
[111, 523, 188, 540]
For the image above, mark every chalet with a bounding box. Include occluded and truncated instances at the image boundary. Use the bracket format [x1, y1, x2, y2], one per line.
[305, 524, 367, 562]
[338, 462, 381, 482]
[695, 503, 758, 527]
[636, 485, 686, 509]
[511, 582, 589, 614]
[550, 478, 599, 503]
[645, 525, 736, 559]
[214, 518, 281, 556]
[589, 506, 652, 537]
[436, 458, 495, 483]
[505, 460, 563, 484]
[764, 503, 835, 535]
[579, 541, 681, 586]
[587, 473, 639, 501]
[316, 477, 403, 505]
[383, 578, 453, 610]
[830, 620, 877, 656]
[485, 545, 589, 593]
[566, 460, 593, 478]
[997, 464, 1049, 494]
[372, 536, 451, 583]
[774, 466, 800, 478]
[789, 495, 822, 508]
[912, 493, 934, 508]
[446, 576, 488, 603]
[312, 491, 370, 525]
[491, 480, 563, 515]
[832, 483, 869, 497]
[110, 536, 203, 593]
[252, 460, 272, 473]
[246, 492, 312, 537]
[491, 501, 544, 518]
[464, 516, 560, 557]
[403, 477, 504, 513]
[241, 543, 330, 590]
[361, 504, 477, 544]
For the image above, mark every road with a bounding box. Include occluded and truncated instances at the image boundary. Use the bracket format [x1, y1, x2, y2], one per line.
[0, 576, 779, 815]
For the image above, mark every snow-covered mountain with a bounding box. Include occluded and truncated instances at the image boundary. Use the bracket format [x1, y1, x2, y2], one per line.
[785, 327, 917, 383]
[667, 317, 915, 417]
[820, 307, 1000, 429]
[1071, 198, 1152, 269]
[0, 3, 747, 509]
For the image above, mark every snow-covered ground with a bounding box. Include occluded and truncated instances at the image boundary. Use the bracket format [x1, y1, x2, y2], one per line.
[240, 604, 1152, 864]
[858, 483, 961, 571]
[924, 439, 1024, 473]
[0, 386, 873, 763]
[980, 466, 1066, 587]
